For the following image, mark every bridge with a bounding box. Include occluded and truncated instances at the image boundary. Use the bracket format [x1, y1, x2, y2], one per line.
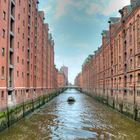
[63, 86, 82, 91]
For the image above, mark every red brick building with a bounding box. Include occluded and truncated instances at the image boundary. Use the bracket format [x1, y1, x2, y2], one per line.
[0, 0, 58, 110]
[75, 0, 140, 117]
[0, 0, 9, 109]
[53, 66, 58, 90]
[74, 72, 83, 88]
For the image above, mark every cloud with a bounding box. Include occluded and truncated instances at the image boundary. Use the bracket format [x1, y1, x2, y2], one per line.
[55, 0, 71, 18]
[86, 0, 130, 16]
[55, 0, 86, 18]
[86, 3, 103, 15]
[103, 0, 130, 16]
[54, 0, 130, 18]
[44, 0, 130, 21]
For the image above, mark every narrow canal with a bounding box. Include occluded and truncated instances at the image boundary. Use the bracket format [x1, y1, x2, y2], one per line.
[0, 89, 140, 140]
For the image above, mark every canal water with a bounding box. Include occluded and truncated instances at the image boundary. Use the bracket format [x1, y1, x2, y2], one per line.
[0, 89, 140, 140]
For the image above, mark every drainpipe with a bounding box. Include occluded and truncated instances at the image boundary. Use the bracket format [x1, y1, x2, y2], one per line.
[6, 0, 10, 108]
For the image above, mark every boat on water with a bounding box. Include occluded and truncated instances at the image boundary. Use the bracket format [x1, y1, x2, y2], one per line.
[67, 97, 75, 103]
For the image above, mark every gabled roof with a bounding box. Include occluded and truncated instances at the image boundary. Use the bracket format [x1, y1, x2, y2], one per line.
[108, 17, 120, 24]
[102, 30, 109, 41]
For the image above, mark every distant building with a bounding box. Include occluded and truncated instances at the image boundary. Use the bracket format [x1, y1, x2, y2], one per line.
[74, 73, 83, 88]
[57, 72, 65, 88]
[60, 66, 68, 85]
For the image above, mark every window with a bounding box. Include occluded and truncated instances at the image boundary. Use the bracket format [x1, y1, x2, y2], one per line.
[2, 29, 5, 38]
[138, 56, 140, 67]
[1, 67, 4, 80]
[130, 34, 132, 45]
[15, 91, 17, 96]
[130, 75, 133, 85]
[22, 46, 24, 52]
[18, 27, 20, 34]
[18, 14, 20, 20]
[17, 42, 19, 48]
[17, 71, 19, 77]
[17, 56, 19, 63]
[138, 74, 140, 84]
[3, 11, 6, 20]
[114, 78, 116, 85]
[119, 77, 121, 85]
[2, 48, 4, 57]
[23, 20, 25, 26]
[119, 56, 121, 62]
[130, 49, 132, 56]
[22, 59, 24, 65]
[1, 91, 4, 98]
[130, 59, 132, 69]
[129, 23, 132, 33]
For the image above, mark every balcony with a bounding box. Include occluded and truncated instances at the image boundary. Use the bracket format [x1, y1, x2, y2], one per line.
[11, 0, 15, 18]
[28, 23, 31, 27]
[28, 0, 31, 5]
[9, 80, 13, 87]
[10, 14, 15, 21]
[10, 47, 14, 53]
[27, 59, 30, 63]
[8, 81, 14, 91]
[27, 71, 30, 75]
[28, 33, 30, 39]
[35, 24, 37, 28]
[11, 0, 15, 5]
[10, 30, 14, 37]
[10, 18, 14, 36]
[9, 64, 14, 69]
[28, 3, 31, 15]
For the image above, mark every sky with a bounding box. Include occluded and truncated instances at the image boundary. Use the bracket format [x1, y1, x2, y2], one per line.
[39, 0, 130, 84]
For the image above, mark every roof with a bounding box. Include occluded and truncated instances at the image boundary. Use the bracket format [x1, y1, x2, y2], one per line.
[102, 30, 109, 41]
[131, 0, 140, 8]
[108, 17, 121, 24]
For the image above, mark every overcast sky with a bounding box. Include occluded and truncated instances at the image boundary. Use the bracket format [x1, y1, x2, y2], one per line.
[39, 0, 130, 84]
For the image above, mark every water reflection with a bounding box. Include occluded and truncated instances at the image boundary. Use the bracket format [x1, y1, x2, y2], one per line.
[0, 89, 140, 140]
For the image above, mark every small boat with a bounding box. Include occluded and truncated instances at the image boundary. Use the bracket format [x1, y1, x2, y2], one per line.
[67, 97, 75, 102]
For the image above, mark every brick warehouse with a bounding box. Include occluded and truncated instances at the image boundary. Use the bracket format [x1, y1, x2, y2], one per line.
[75, 0, 140, 118]
[0, 0, 58, 110]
